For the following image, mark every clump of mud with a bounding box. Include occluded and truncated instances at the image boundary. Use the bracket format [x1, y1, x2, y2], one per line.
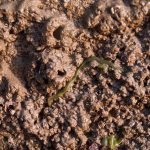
[0, 0, 150, 149]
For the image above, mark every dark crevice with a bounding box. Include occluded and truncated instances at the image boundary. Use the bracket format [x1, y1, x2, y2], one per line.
[57, 70, 66, 76]
[53, 26, 64, 40]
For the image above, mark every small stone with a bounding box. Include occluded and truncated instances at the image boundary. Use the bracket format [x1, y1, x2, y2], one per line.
[117, 118, 124, 126]
[10, 109, 15, 115]
[0, 97, 4, 105]
[129, 120, 135, 127]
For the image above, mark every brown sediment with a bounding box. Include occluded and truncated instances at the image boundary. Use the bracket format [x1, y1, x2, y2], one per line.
[0, 0, 150, 149]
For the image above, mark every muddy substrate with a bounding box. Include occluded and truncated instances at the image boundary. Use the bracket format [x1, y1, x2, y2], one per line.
[0, 0, 150, 150]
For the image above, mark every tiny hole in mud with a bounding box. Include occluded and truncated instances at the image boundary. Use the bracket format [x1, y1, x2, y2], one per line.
[144, 76, 148, 87]
[57, 70, 66, 76]
[69, 128, 77, 137]
[9, 28, 14, 34]
[2, 13, 8, 24]
[53, 26, 63, 40]
[34, 120, 37, 124]
[3, 136, 8, 143]
[109, 107, 119, 117]
[8, 105, 14, 110]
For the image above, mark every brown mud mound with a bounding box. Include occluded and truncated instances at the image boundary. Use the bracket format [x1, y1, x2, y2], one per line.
[0, 0, 150, 149]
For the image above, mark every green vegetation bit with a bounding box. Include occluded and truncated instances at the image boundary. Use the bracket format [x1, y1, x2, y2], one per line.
[102, 135, 122, 150]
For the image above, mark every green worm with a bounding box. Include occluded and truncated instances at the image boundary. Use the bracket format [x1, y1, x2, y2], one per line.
[48, 56, 116, 106]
